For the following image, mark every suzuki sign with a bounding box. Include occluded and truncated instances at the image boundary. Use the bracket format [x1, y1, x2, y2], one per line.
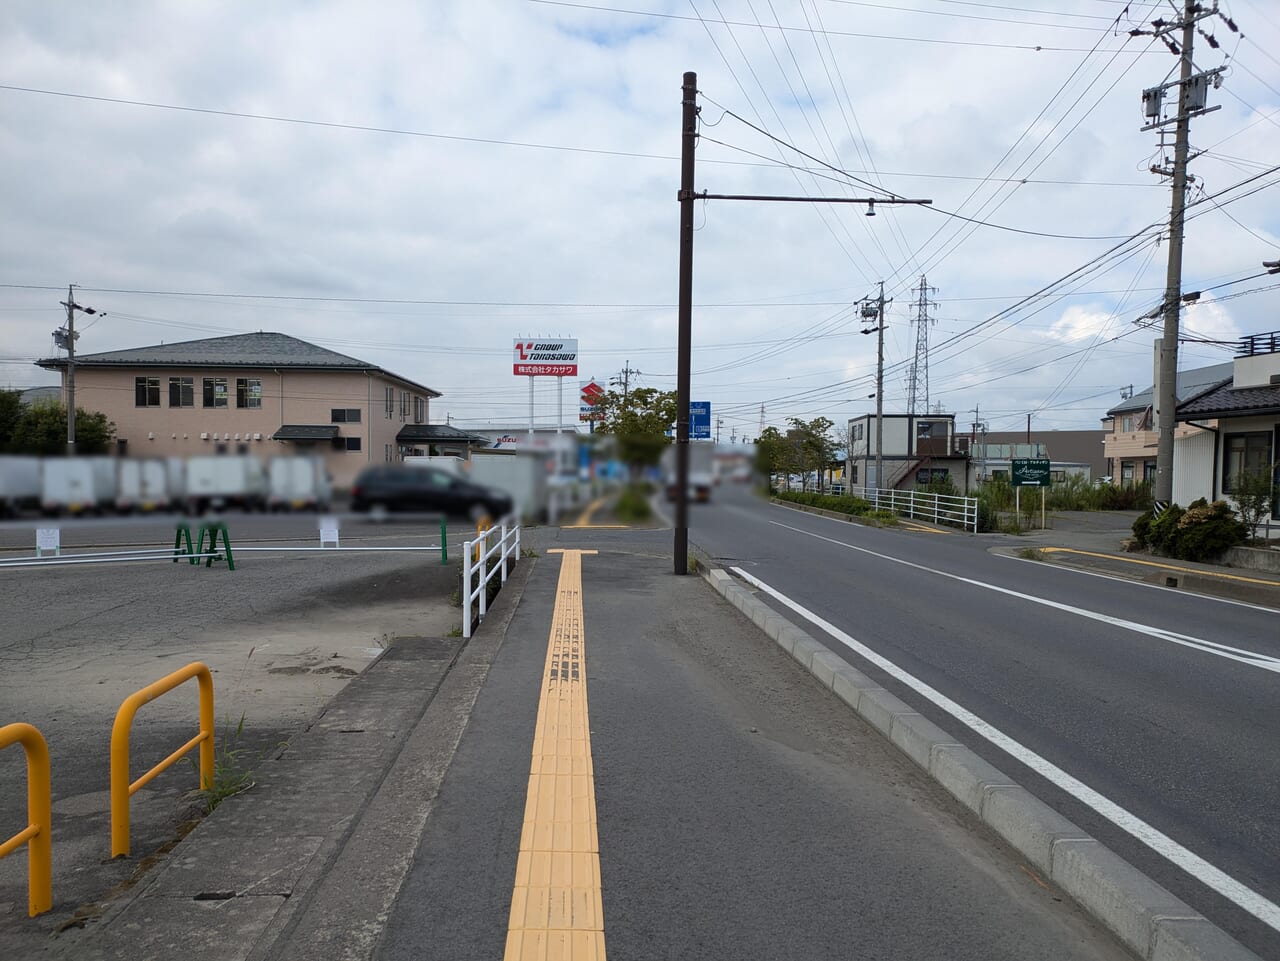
[513, 338, 578, 376]
[579, 379, 605, 421]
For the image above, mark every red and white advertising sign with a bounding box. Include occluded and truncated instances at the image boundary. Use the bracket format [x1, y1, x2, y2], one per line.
[579, 379, 605, 421]
[513, 338, 578, 377]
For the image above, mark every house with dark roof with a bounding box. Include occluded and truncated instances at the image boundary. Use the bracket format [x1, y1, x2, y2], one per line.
[36, 332, 442, 487]
[1100, 357, 1234, 486]
[1172, 331, 1280, 517]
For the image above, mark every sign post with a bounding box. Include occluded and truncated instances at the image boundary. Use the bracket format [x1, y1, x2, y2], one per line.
[689, 401, 712, 441]
[1011, 458, 1051, 529]
[513, 338, 579, 445]
[579, 379, 605, 432]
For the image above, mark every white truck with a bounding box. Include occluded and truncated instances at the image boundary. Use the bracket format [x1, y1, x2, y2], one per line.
[116, 458, 173, 513]
[267, 456, 332, 511]
[186, 455, 268, 513]
[0, 456, 42, 516]
[663, 442, 714, 503]
[41, 457, 118, 515]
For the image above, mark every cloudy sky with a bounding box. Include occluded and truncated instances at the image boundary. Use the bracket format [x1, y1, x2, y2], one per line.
[2, 0, 1277, 441]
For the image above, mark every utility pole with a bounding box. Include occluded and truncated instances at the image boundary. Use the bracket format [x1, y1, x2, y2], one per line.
[611, 360, 640, 405]
[674, 71, 697, 575]
[670, 69, 930, 573]
[906, 275, 937, 415]
[860, 282, 890, 496]
[715, 417, 723, 444]
[1139, 0, 1230, 507]
[55, 285, 101, 457]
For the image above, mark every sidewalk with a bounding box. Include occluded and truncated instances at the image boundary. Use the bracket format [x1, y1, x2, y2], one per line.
[20, 537, 1141, 961]
[1005, 510, 1280, 609]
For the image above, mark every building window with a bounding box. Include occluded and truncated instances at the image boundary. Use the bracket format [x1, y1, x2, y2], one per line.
[1223, 432, 1272, 492]
[135, 377, 160, 407]
[1121, 462, 1135, 486]
[400, 390, 409, 418]
[413, 396, 425, 424]
[333, 436, 362, 452]
[1142, 461, 1157, 483]
[203, 377, 228, 408]
[169, 376, 194, 408]
[385, 443, 394, 462]
[331, 408, 361, 423]
[1120, 414, 1135, 432]
[384, 386, 394, 417]
[235, 377, 262, 409]
[852, 423, 864, 441]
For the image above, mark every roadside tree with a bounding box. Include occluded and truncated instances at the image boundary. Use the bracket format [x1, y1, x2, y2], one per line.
[9, 400, 116, 455]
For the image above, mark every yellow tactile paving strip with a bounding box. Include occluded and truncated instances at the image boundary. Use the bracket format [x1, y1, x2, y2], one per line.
[563, 497, 628, 530]
[504, 549, 607, 961]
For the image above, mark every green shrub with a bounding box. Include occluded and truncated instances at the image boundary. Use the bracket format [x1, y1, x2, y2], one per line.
[976, 499, 999, 533]
[775, 490, 872, 516]
[867, 510, 899, 525]
[1136, 499, 1246, 562]
[614, 485, 652, 521]
[1174, 499, 1246, 562]
[1147, 503, 1185, 555]
[1131, 510, 1153, 548]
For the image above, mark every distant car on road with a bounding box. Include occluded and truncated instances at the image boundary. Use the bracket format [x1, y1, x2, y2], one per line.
[351, 465, 513, 520]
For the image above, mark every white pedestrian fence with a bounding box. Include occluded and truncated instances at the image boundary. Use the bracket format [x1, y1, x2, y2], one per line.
[462, 517, 522, 638]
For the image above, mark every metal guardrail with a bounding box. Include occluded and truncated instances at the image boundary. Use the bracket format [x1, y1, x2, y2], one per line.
[110, 662, 215, 858]
[2, 517, 453, 569]
[462, 516, 521, 638]
[849, 486, 979, 533]
[0, 722, 52, 916]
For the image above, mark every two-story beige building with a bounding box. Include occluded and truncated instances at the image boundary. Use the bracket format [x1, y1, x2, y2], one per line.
[36, 332, 441, 488]
[1100, 361, 1232, 486]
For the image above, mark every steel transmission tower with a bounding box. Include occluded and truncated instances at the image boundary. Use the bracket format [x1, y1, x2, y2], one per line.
[906, 275, 937, 415]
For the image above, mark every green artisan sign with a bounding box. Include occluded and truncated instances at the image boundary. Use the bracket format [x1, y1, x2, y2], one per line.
[1011, 458, 1051, 488]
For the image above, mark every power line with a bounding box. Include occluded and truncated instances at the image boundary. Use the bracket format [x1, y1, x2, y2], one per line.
[528, 0, 1165, 52]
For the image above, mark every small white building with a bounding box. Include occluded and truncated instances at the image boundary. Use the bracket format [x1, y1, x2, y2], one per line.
[1173, 331, 1280, 519]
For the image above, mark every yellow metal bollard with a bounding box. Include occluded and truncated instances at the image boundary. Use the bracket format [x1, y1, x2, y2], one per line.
[110, 662, 215, 858]
[0, 723, 53, 916]
[473, 517, 493, 563]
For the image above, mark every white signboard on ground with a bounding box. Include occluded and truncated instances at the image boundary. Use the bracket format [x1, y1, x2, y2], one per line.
[513, 338, 578, 377]
[318, 516, 340, 548]
[36, 528, 60, 556]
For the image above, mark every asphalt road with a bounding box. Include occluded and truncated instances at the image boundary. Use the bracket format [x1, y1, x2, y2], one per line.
[377, 539, 1133, 961]
[687, 483, 1280, 960]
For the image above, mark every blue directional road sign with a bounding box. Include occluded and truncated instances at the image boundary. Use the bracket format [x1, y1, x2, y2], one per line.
[689, 401, 712, 440]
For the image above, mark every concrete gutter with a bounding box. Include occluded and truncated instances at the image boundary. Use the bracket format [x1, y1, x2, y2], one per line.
[703, 566, 1263, 961]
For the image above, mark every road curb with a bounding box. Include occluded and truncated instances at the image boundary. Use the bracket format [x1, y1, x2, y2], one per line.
[703, 565, 1263, 961]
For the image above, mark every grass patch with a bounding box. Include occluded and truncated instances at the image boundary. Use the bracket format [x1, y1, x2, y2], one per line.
[614, 484, 652, 522]
[190, 714, 258, 814]
[1016, 547, 1045, 561]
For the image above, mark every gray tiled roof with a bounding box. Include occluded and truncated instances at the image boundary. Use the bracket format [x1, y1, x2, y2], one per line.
[1178, 382, 1280, 419]
[397, 424, 487, 443]
[1104, 361, 1234, 417]
[272, 425, 340, 441]
[39, 332, 367, 368]
[36, 332, 440, 396]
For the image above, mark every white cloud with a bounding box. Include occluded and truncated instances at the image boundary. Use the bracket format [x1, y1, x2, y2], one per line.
[1, 0, 1276, 436]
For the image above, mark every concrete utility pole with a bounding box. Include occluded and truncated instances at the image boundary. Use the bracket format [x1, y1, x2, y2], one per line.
[861, 282, 890, 495]
[611, 360, 640, 405]
[56, 285, 102, 457]
[1141, 0, 1228, 506]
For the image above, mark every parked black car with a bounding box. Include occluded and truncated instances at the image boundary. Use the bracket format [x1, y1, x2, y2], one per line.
[350, 465, 513, 520]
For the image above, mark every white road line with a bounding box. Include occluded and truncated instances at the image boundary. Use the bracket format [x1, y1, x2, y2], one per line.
[769, 519, 1280, 674]
[730, 565, 1280, 935]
